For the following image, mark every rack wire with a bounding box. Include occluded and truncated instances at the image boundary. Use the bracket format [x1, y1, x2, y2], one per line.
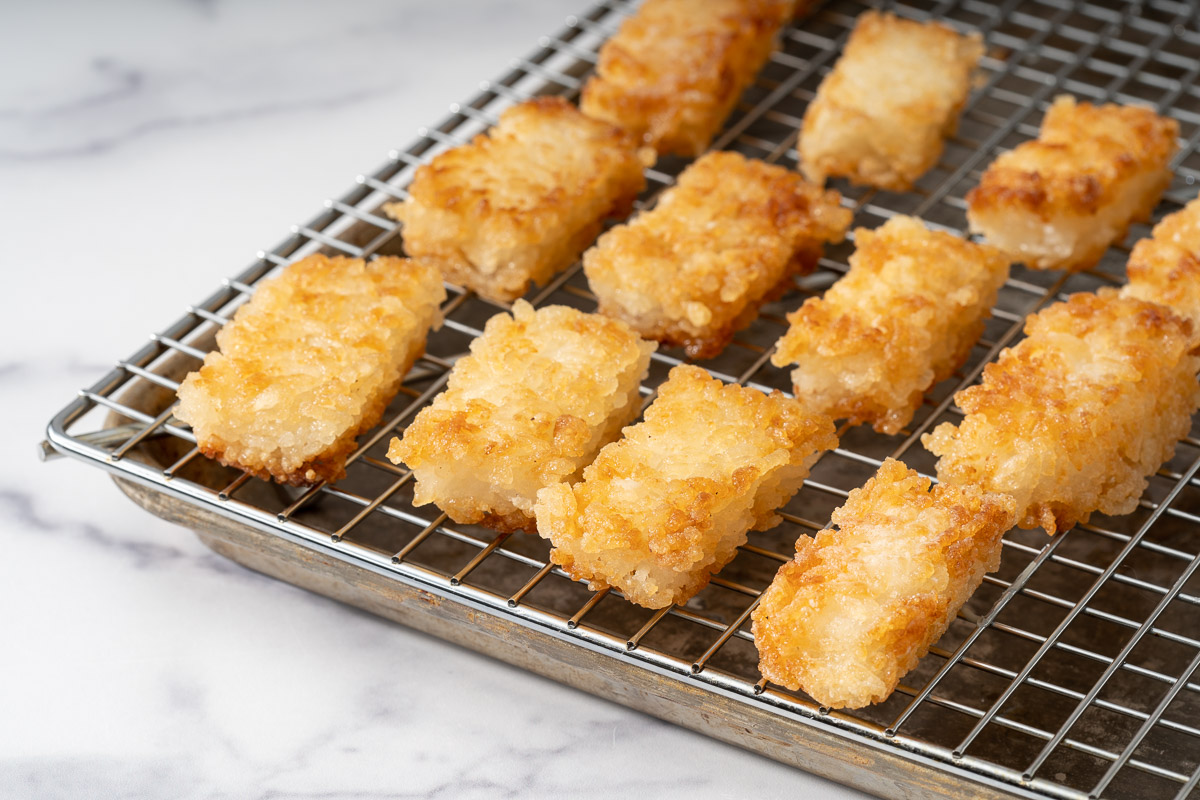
[43, 0, 1200, 797]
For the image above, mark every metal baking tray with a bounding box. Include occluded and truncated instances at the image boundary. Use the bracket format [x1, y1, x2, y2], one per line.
[42, 1, 1200, 797]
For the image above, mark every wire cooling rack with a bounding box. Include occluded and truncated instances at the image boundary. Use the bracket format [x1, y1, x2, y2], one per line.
[43, 1, 1200, 797]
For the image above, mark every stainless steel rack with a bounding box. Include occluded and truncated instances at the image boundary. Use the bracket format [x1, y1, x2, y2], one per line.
[43, 1, 1200, 798]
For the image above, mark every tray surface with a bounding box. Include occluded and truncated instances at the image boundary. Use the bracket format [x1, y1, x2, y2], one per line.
[45, 1, 1200, 798]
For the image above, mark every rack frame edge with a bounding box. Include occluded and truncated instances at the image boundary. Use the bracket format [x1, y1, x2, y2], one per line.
[110, 475, 1027, 800]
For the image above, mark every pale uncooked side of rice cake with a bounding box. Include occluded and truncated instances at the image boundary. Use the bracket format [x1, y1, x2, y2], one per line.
[579, 0, 792, 157]
[752, 458, 1017, 709]
[772, 215, 1009, 435]
[385, 97, 648, 304]
[584, 151, 851, 359]
[798, 10, 983, 191]
[535, 364, 838, 609]
[1122, 197, 1200, 323]
[175, 254, 446, 487]
[923, 289, 1200, 535]
[388, 300, 655, 533]
[967, 95, 1178, 272]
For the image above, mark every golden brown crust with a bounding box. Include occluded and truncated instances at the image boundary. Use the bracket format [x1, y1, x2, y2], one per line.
[967, 95, 1178, 271]
[585, 151, 851, 359]
[580, 0, 791, 157]
[799, 11, 983, 190]
[386, 97, 648, 303]
[1123, 198, 1200, 323]
[535, 365, 838, 609]
[923, 289, 1200, 534]
[752, 459, 1017, 708]
[968, 97, 1178, 216]
[772, 216, 1010, 434]
[175, 255, 446, 486]
[388, 301, 656, 532]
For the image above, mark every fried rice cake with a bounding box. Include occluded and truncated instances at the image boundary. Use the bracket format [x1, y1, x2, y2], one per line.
[752, 458, 1017, 709]
[584, 151, 851, 359]
[967, 95, 1178, 272]
[579, 0, 792, 157]
[799, 11, 983, 191]
[772, 215, 1009, 435]
[1123, 197, 1200, 323]
[535, 365, 838, 609]
[388, 300, 655, 533]
[923, 289, 1200, 535]
[175, 254, 445, 487]
[385, 97, 648, 304]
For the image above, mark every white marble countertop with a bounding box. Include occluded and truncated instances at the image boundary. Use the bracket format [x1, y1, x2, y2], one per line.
[5, 2, 867, 797]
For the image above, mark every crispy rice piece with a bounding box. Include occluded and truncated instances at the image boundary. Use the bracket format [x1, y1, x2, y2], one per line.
[535, 365, 838, 609]
[923, 290, 1200, 535]
[798, 11, 983, 191]
[752, 459, 1017, 709]
[967, 95, 1178, 272]
[584, 151, 851, 359]
[1123, 197, 1200, 323]
[388, 301, 655, 533]
[772, 215, 1009, 435]
[385, 97, 648, 304]
[175, 255, 445, 486]
[579, 0, 791, 157]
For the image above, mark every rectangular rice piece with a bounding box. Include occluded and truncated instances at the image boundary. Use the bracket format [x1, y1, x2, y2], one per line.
[1122, 197, 1200, 323]
[385, 97, 648, 304]
[535, 365, 838, 609]
[175, 254, 445, 486]
[923, 289, 1200, 535]
[752, 459, 1017, 709]
[772, 215, 1009, 435]
[799, 11, 983, 191]
[579, 0, 791, 157]
[584, 151, 852, 359]
[388, 300, 655, 533]
[967, 95, 1178, 271]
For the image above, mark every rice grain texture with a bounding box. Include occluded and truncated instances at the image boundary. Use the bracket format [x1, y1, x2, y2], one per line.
[386, 97, 647, 303]
[799, 11, 982, 191]
[580, 0, 792, 157]
[923, 290, 1200, 535]
[772, 215, 1009, 434]
[176, 254, 445, 486]
[967, 95, 1177, 271]
[752, 458, 1017, 709]
[585, 151, 851, 359]
[1123, 197, 1200, 324]
[389, 301, 655, 532]
[536, 365, 837, 608]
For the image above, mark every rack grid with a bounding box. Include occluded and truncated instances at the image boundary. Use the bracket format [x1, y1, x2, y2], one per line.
[43, 1, 1200, 798]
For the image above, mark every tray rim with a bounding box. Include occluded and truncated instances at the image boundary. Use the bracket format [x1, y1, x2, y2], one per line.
[40, 0, 1200, 796]
[101, 461, 1039, 800]
[41, 353, 1062, 800]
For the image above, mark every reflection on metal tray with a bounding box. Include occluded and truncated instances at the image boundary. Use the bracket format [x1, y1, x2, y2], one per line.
[42, 1, 1200, 798]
